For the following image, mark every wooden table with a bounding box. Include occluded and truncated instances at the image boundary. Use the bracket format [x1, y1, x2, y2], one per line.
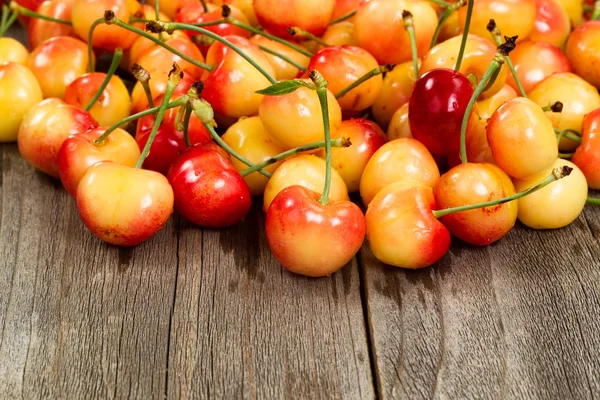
[2, 28, 600, 400]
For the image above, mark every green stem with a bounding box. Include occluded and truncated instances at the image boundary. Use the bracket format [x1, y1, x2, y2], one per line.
[87, 18, 105, 73]
[136, 65, 181, 169]
[84, 48, 123, 111]
[258, 44, 307, 72]
[199, 0, 209, 13]
[132, 64, 155, 109]
[554, 128, 582, 144]
[9, 2, 72, 25]
[433, 166, 573, 218]
[310, 70, 332, 205]
[150, 21, 277, 83]
[182, 103, 193, 147]
[288, 27, 329, 47]
[240, 137, 349, 177]
[190, 18, 228, 28]
[335, 65, 391, 99]
[460, 57, 503, 164]
[587, 196, 600, 205]
[487, 20, 527, 97]
[428, 0, 453, 7]
[0, 6, 11, 37]
[430, 7, 455, 49]
[455, 0, 473, 71]
[329, 9, 356, 25]
[154, 0, 159, 20]
[0, 9, 17, 37]
[592, 0, 600, 20]
[228, 17, 313, 57]
[108, 16, 214, 72]
[403, 10, 419, 79]
[94, 97, 188, 146]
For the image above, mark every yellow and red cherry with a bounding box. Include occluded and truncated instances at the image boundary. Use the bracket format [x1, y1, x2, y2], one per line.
[253, 0, 336, 40]
[212, 0, 259, 26]
[18, 98, 98, 178]
[433, 162, 517, 245]
[0, 37, 29, 65]
[476, 83, 517, 120]
[354, 0, 437, 65]
[447, 117, 496, 167]
[71, 0, 140, 52]
[505, 40, 571, 94]
[457, 0, 536, 42]
[176, 3, 251, 54]
[130, 68, 195, 114]
[513, 159, 588, 229]
[529, 0, 571, 48]
[202, 35, 276, 120]
[263, 154, 349, 211]
[266, 185, 366, 277]
[386, 103, 412, 141]
[0, 62, 43, 143]
[486, 96, 558, 179]
[554, 0, 584, 28]
[332, 0, 360, 21]
[76, 161, 174, 246]
[371, 61, 417, 131]
[359, 138, 440, 206]
[565, 21, 600, 89]
[250, 35, 310, 81]
[144, 0, 196, 20]
[258, 81, 341, 149]
[572, 108, 600, 189]
[27, 0, 76, 51]
[320, 21, 357, 48]
[57, 126, 140, 197]
[528, 72, 600, 150]
[316, 118, 387, 193]
[135, 94, 211, 175]
[408, 68, 478, 156]
[64, 71, 131, 127]
[221, 116, 287, 196]
[420, 34, 508, 99]
[307, 45, 382, 112]
[366, 180, 451, 269]
[167, 142, 253, 228]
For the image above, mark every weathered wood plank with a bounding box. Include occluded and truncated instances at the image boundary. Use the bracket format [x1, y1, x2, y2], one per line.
[362, 207, 600, 399]
[166, 204, 374, 399]
[0, 144, 178, 399]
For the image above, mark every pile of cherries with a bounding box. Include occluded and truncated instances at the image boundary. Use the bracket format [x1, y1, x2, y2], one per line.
[1, 0, 599, 277]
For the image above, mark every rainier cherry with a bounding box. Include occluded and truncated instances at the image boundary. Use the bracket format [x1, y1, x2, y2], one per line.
[565, 21, 600, 89]
[27, 0, 77, 50]
[572, 108, 600, 189]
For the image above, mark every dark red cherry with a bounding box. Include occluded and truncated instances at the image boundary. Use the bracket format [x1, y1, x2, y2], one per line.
[408, 68, 475, 156]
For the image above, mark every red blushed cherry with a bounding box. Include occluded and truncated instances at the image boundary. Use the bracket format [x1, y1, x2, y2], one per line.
[366, 181, 450, 269]
[529, 0, 571, 48]
[167, 142, 252, 228]
[28, 0, 77, 51]
[266, 185, 366, 277]
[58, 127, 140, 197]
[176, 3, 251, 55]
[565, 20, 600, 89]
[135, 94, 211, 175]
[572, 108, 600, 189]
[408, 68, 477, 156]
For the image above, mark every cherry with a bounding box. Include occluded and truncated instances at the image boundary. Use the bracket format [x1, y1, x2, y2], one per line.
[250, 34, 310, 80]
[57, 126, 140, 197]
[77, 161, 174, 246]
[572, 108, 600, 189]
[476, 83, 517, 119]
[320, 21, 357, 49]
[408, 68, 477, 156]
[371, 61, 418, 131]
[0, 62, 43, 143]
[565, 20, 600, 89]
[130, 66, 195, 114]
[167, 142, 253, 228]
[554, 0, 584, 28]
[27, 0, 76, 51]
[387, 103, 412, 141]
[0, 37, 29, 65]
[144, 0, 196, 20]
[529, 0, 571, 48]
[213, 0, 259, 27]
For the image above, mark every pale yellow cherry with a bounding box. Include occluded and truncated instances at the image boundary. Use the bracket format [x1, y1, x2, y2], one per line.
[359, 138, 440, 206]
[221, 116, 287, 196]
[371, 61, 417, 130]
[0, 62, 43, 143]
[386, 103, 413, 141]
[554, 0, 584, 28]
[528, 73, 600, 151]
[477, 83, 518, 120]
[250, 35, 310, 81]
[320, 21, 357, 49]
[259, 82, 342, 149]
[514, 159, 587, 229]
[0, 37, 29, 65]
[263, 154, 349, 211]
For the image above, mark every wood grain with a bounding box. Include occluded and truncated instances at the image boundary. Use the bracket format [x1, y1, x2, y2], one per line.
[362, 205, 600, 399]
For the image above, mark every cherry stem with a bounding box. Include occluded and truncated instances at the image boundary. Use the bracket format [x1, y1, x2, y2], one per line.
[587, 196, 600, 205]
[454, 0, 474, 71]
[182, 103, 193, 147]
[148, 20, 277, 84]
[0, 7, 17, 37]
[240, 137, 350, 177]
[154, 0, 160, 20]
[487, 19, 527, 97]
[329, 9, 356, 25]
[460, 56, 504, 163]
[309, 70, 333, 205]
[224, 11, 313, 57]
[430, 7, 454, 49]
[104, 12, 215, 72]
[189, 18, 227, 28]
[93, 97, 188, 146]
[257, 44, 307, 71]
[87, 18, 105, 73]
[83, 47, 122, 112]
[433, 165, 573, 218]
[288, 27, 329, 47]
[335, 64, 392, 99]
[132, 63, 155, 109]
[592, 0, 600, 20]
[402, 11, 420, 79]
[9, 1, 71, 25]
[136, 64, 182, 168]
[199, 0, 209, 13]
[428, 0, 453, 7]
[555, 128, 582, 144]
[541, 101, 563, 113]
